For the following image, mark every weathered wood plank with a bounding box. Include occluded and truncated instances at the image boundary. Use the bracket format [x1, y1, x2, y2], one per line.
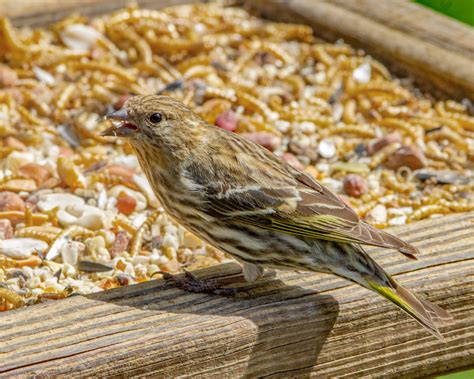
[1, 0, 198, 26]
[1, 212, 473, 377]
[327, 0, 474, 58]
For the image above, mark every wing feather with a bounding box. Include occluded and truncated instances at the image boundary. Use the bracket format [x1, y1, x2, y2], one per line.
[183, 129, 418, 258]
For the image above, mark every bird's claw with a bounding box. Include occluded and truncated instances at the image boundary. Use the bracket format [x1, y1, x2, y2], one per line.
[154, 269, 242, 297]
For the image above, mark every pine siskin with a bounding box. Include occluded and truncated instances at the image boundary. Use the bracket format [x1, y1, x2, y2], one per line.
[101, 95, 452, 340]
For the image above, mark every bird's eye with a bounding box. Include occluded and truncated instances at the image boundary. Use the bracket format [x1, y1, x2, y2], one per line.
[149, 113, 162, 123]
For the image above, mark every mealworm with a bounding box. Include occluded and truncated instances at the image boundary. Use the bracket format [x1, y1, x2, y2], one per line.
[378, 118, 421, 141]
[114, 217, 138, 236]
[407, 204, 449, 222]
[369, 142, 401, 169]
[382, 171, 415, 193]
[89, 172, 139, 191]
[435, 102, 474, 131]
[130, 211, 160, 257]
[354, 81, 412, 100]
[15, 226, 61, 242]
[0, 288, 24, 309]
[426, 126, 468, 151]
[324, 124, 375, 138]
[342, 99, 357, 124]
[68, 62, 136, 83]
[46, 225, 95, 260]
[0, 211, 49, 225]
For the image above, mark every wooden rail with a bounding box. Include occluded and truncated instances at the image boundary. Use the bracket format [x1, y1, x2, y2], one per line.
[327, 0, 474, 58]
[0, 212, 473, 377]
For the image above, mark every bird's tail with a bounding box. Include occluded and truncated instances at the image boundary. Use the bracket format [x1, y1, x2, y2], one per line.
[334, 243, 453, 341]
[366, 278, 453, 341]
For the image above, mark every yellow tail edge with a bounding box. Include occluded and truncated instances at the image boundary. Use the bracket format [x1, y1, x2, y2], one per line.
[367, 280, 454, 341]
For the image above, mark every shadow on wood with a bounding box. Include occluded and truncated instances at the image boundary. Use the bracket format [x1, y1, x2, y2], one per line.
[0, 213, 473, 377]
[0, 266, 340, 377]
[92, 271, 339, 377]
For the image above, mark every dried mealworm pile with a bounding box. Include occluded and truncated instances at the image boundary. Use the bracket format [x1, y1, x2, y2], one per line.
[0, 3, 473, 310]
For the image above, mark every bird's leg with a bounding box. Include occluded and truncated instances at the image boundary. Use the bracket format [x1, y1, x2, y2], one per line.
[158, 269, 248, 296]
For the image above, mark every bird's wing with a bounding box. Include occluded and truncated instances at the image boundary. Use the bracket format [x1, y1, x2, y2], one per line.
[183, 140, 418, 259]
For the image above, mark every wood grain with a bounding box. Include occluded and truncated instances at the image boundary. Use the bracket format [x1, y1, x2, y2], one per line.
[1, 0, 198, 27]
[0, 212, 473, 377]
[327, 0, 474, 59]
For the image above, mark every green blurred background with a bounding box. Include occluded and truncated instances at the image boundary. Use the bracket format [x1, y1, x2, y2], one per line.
[438, 369, 474, 379]
[415, 0, 474, 26]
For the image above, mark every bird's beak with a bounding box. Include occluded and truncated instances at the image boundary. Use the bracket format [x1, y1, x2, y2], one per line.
[100, 108, 138, 138]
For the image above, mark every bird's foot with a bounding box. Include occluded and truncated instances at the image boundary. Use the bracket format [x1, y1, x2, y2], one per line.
[156, 269, 247, 297]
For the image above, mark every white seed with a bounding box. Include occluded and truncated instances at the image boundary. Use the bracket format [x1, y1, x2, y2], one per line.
[312, 71, 326, 84]
[60, 241, 83, 265]
[132, 212, 148, 228]
[38, 193, 85, 212]
[83, 113, 100, 131]
[164, 224, 178, 235]
[275, 120, 290, 133]
[332, 103, 344, 122]
[22, 266, 34, 278]
[96, 247, 111, 262]
[57, 204, 108, 230]
[315, 162, 330, 173]
[133, 174, 159, 208]
[368, 174, 381, 194]
[388, 207, 412, 216]
[106, 196, 117, 211]
[56, 210, 77, 225]
[352, 63, 371, 83]
[133, 255, 150, 265]
[85, 236, 106, 253]
[31, 288, 43, 296]
[32, 66, 56, 86]
[97, 188, 107, 210]
[112, 154, 140, 169]
[102, 230, 116, 246]
[148, 264, 160, 276]
[161, 234, 179, 250]
[389, 215, 407, 226]
[5, 151, 35, 171]
[61, 24, 102, 50]
[43, 260, 62, 275]
[76, 210, 106, 230]
[0, 238, 48, 259]
[318, 139, 336, 159]
[321, 178, 343, 194]
[298, 121, 316, 134]
[366, 204, 388, 224]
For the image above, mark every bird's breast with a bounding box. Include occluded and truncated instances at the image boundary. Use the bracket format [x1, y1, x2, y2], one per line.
[144, 168, 209, 223]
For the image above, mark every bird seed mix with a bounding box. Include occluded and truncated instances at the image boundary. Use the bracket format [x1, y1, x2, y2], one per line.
[0, 2, 473, 310]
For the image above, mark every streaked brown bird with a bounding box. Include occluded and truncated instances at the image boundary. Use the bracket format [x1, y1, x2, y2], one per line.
[101, 95, 452, 340]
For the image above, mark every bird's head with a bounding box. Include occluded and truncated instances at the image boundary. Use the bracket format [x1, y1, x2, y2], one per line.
[100, 95, 201, 143]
